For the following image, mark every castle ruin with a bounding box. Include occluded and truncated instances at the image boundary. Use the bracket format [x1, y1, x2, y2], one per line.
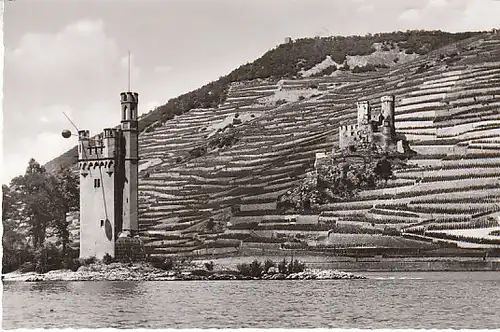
[338, 95, 412, 155]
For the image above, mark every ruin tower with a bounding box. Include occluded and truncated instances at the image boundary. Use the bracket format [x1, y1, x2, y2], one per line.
[119, 92, 139, 236]
[380, 95, 396, 137]
[357, 101, 370, 127]
[339, 124, 347, 149]
[357, 100, 373, 144]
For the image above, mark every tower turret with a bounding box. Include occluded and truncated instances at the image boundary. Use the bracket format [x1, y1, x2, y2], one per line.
[357, 100, 373, 145]
[357, 100, 371, 126]
[119, 91, 139, 236]
[103, 128, 117, 159]
[381, 95, 395, 137]
[78, 130, 90, 161]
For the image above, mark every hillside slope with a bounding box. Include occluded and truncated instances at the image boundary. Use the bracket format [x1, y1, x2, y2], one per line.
[44, 30, 480, 173]
[45, 30, 500, 256]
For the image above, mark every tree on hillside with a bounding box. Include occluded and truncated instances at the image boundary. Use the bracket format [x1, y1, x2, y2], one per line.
[2, 218, 33, 273]
[54, 165, 79, 210]
[374, 158, 393, 182]
[278, 163, 373, 213]
[2, 185, 33, 272]
[2, 184, 14, 221]
[52, 165, 79, 255]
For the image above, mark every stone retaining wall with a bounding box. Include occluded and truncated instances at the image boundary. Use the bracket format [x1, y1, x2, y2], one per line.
[308, 260, 500, 271]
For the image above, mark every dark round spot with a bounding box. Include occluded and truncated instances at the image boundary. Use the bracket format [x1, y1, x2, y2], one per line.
[105, 219, 113, 241]
[61, 129, 72, 138]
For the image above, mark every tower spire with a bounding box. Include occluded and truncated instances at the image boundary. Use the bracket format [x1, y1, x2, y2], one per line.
[128, 50, 131, 92]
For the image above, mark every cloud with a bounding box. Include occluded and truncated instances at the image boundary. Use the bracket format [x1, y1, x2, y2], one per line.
[398, 8, 421, 22]
[459, 0, 500, 30]
[426, 0, 449, 8]
[2, 98, 126, 183]
[9, 19, 119, 81]
[3, 15, 179, 184]
[357, 4, 375, 13]
[153, 65, 172, 74]
[3, 18, 129, 183]
[2, 132, 77, 185]
[395, 0, 498, 31]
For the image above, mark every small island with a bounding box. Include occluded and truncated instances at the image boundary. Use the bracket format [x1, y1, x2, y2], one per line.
[2, 257, 366, 282]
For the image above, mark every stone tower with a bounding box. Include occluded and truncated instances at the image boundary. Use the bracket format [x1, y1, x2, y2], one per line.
[118, 92, 139, 236]
[77, 91, 142, 260]
[380, 95, 396, 137]
[380, 95, 396, 152]
[78, 128, 119, 259]
[356, 100, 372, 144]
[114, 92, 144, 260]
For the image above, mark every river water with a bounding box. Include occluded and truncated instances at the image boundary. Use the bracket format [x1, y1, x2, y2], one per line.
[2, 272, 499, 329]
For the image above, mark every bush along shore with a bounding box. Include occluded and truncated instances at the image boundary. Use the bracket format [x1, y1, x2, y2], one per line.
[2, 258, 366, 282]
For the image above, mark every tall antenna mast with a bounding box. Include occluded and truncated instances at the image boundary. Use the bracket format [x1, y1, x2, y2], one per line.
[128, 50, 131, 92]
[62, 111, 80, 132]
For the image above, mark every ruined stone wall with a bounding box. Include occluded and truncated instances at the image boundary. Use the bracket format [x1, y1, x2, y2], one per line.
[339, 123, 358, 149]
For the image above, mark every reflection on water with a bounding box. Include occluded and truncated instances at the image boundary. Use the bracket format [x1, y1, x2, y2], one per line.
[107, 281, 140, 295]
[95, 281, 141, 300]
[3, 272, 500, 329]
[29, 281, 70, 294]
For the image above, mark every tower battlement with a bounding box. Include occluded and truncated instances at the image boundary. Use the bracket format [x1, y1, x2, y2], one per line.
[120, 92, 139, 123]
[104, 128, 117, 138]
[356, 100, 371, 125]
[78, 130, 90, 139]
[120, 91, 139, 102]
[78, 131, 115, 161]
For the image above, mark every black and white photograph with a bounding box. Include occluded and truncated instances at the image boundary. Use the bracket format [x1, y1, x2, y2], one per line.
[2, 0, 500, 329]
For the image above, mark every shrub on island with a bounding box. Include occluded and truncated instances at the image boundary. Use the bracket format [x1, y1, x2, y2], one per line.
[80, 256, 97, 266]
[204, 261, 215, 271]
[102, 253, 114, 265]
[236, 258, 305, 278]
[147, 256, 176, 270]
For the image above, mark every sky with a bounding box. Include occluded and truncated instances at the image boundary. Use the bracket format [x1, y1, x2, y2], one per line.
[2, 0, 500, 185]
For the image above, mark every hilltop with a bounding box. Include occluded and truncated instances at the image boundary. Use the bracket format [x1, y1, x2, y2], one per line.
[41, 29, 500, 258]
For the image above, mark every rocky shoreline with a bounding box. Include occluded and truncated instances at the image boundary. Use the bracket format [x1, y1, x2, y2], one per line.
[2, 262, 367, 282]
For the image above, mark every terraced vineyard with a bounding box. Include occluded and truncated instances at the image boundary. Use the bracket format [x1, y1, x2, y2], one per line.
[137, 31, 500, 255]
[318, 33, 500, 248]
[47, 31, 500, 256]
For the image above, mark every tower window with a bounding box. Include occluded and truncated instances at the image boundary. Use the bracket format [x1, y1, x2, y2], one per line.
[94, 178, 101, 188]
[100, 220, 104, 227]
[131, 105, 137, 119]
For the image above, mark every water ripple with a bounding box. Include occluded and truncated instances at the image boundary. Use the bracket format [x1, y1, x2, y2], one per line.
[3, 271, 500, 329]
